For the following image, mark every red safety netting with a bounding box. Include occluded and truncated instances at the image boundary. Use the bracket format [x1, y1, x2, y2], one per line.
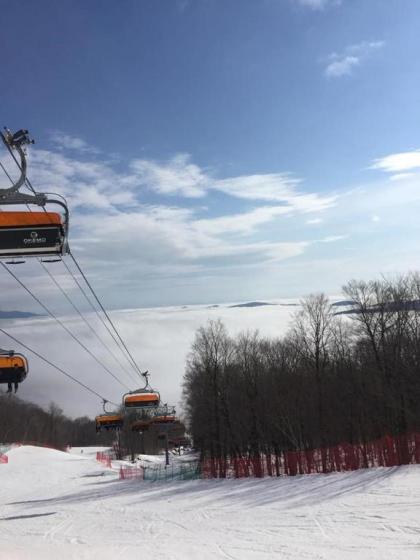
[96, 451, 112, 468]
[119, 465, 144, 480]
[201, 432, 420, 479]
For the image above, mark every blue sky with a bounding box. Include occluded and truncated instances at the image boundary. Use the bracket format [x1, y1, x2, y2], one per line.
[1, 0, 420, 308]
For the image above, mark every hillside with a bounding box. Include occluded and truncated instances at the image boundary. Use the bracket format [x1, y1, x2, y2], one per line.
[1, 445, 420, 559]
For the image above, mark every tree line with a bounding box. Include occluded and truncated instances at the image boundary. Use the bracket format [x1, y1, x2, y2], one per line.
[0, 395, 187, 457]
[0, 394, 108, 448]
[183, 274, 420, 466]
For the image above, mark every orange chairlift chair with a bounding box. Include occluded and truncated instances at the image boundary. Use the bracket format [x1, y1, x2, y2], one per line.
[150, 404, 177, 425]
[0, 350, 28, 393]
[123, 371, 160, 409]
[0, 128, 69, 259]
[95, 400, 124, 433]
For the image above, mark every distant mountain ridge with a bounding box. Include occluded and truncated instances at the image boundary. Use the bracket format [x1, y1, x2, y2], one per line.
[331, 300, 356, 307]
[229, 301, 273, 308]
[229, 301, 298, 309]
[334, 299, 420, 316]
[0, 310, 42, 319]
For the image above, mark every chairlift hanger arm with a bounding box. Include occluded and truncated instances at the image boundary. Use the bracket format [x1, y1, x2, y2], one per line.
[0, 128, 33, 195]
[0, 191, 47, 206]
[126, 371, 152, 394]
[0, 128, 47, 206]
[0, 128, 58, 207]
[141, 370, 150, 390]
[0, 128, 70, 215]
[102, 399, 113, 414]
[0, 127, 69, 226]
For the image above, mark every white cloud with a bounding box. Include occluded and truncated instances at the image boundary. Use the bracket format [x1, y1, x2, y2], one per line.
[371, 150, 420, 173]
[347, 41, 385, 56]
[0, 145, 339, 291]
[389, 173, 416, 182]
[27, 149, 140, 211]
[214, 172, 300, 200]
[11, 139, 420, 313]
[294, 0, 342, 9]
[194, 206, 292, 236]
[320, 235, 346, 243]
[4, 140, 420, 347]
[2, 148, 336, 226]
[130, 154, 337, 212]
[325, 56, 359, 78]
[49, 131, 100, 154]
[214, 173, 336, 211]
[324, 41, 385, 78]
[130, 153, 209, 198]
[73, 204, 308, 267]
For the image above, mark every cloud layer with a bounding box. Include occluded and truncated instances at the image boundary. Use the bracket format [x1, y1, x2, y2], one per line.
[6, 302, 298, 417]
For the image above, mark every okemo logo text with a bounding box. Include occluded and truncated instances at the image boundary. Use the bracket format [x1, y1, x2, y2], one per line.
[23, 231, 47, 244]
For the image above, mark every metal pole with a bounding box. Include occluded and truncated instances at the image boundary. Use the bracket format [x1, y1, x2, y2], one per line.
[165, 426, 170, 467]
[116, 428, 122, 460]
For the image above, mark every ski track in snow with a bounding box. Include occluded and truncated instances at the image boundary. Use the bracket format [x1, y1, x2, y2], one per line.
[0, 446, 420, 559]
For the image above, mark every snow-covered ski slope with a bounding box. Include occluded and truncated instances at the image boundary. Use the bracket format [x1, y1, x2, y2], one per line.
[1, 446, 420, 559]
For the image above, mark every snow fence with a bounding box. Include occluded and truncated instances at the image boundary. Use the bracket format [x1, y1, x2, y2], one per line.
[119, 465, 144, 480]
[119, 461, 200, 481]
[96, 451, 112, 468]
[143, 462, 201, 481]
[201, 432, 420, 479]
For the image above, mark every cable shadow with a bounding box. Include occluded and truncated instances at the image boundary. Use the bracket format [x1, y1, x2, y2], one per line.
[6, 465, 412, 512]
[1, 512, 56, 521]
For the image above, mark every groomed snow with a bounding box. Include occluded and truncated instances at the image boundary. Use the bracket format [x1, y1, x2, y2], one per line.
[1, 446, 420, 559]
